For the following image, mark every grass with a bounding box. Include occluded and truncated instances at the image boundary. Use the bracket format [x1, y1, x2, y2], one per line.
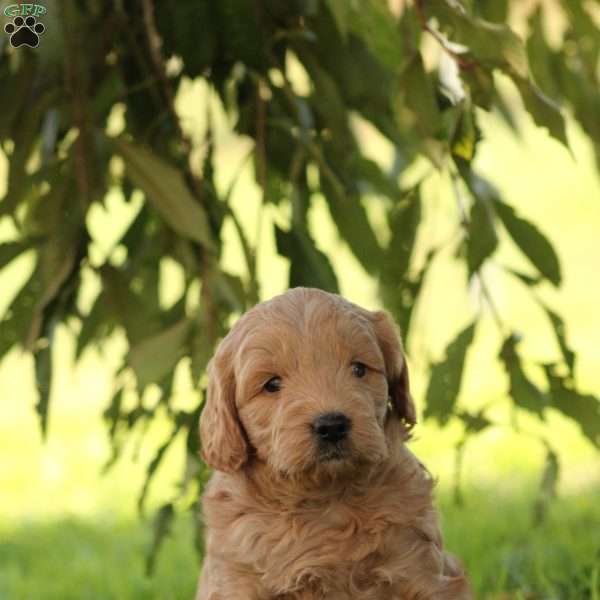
[1, 486, 599, 599]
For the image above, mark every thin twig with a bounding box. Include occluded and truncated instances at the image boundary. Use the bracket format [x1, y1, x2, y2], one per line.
[270, 58, 347, 203]
[141, 0, 190, 155]
[450, 171, 507, 335]
[141, 0, 218, 351]
[60, 1, 91, 210]
[414, 0, 476, 70]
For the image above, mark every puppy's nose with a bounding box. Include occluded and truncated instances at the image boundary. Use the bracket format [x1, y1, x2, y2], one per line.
[312, 412, 351, 443]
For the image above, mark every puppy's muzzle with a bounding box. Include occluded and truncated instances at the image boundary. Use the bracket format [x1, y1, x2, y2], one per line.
[312, 412, 351, 444]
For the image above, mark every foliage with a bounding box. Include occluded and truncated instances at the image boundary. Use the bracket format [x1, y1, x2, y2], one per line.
[1, 0, 600, 567]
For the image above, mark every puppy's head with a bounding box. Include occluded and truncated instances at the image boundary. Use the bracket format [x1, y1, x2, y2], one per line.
[199, 288, 415, 477]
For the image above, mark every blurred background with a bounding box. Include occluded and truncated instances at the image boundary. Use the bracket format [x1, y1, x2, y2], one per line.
[1, 0, 599, 598]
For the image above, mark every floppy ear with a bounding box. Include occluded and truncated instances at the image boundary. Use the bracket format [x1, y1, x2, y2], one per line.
[199, 340, 249, 473]
[370, 310, 416, 428]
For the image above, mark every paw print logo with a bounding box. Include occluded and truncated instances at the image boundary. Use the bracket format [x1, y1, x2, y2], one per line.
[4, 15, 45, 48]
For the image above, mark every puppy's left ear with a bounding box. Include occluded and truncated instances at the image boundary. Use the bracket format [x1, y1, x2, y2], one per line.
[370, 310, 416, 428]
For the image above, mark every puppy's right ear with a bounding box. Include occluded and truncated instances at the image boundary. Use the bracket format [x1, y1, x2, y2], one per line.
[199, 342, 248, 473]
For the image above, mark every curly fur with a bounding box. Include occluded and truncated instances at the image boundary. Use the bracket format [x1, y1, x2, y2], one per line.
[196, 288, 472, 600]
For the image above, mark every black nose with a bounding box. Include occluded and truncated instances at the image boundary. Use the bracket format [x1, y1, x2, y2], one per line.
[312, 412, 351, 443]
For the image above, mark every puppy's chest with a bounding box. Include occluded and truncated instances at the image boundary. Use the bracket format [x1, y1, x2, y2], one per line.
[246, 501, 401, 597]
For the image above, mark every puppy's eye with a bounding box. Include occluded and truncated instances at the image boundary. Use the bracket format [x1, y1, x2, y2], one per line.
[351, 362, 367, 378]
[264, 376, 282, 393]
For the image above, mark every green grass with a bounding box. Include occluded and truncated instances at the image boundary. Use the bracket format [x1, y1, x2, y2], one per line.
[1, 486, 599, 599]
[0, 517, 198, 600]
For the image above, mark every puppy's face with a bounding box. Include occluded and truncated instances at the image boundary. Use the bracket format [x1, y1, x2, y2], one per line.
[200, 288, 415, 479]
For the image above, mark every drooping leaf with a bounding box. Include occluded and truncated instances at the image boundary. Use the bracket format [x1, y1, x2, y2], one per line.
[324, 0, 349, 39]
[466, 195, 498, 276]
[113, 138, 216, 251]
[425, 322, 476, 424]
[427, 1, 528, 77]
[450, 105, 480, 163]
[494, 200, 561, 287]
[0, 241, 35, 271]
[0, 269, 43, 361]
[190, 326, 215, 385]
[461, 65, 495, 110]
[397, 52, 441, 140]
[128, 319, 191, 390]
[512, 77, 568, 148]
[103, 387, 124, 442]
[532, 443, 559, 525]
[344, 0, 404, 74]
[34, 342, 53, 439]
[381, 187, 421, 283]
[457, 410, 493, 434]
[75, 292, 112, 361]
[544, 366, 600, 448]
[101, 265, 162, 345]
[505, 266, 542, 288]
[499, 335, 547, 416]
[540, 303, 576, 375]
[382, 247, 435, 340]
[322, 190, 384, 275]
[215, 271, 247, 313]
[146, 502, 175, 576]
[275, 224, 339, 293]
[138, 425, 181, 514]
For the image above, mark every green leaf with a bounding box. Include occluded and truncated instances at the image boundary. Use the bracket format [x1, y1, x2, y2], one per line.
[215, 271, 247, 313]
[397, 52, 441, 139]
[450, 105, 480, 163]
[101, 265, 162, 345]
[0, 269, 43, 360]
[382, 187, 421, 282]
[145, 502, 175, 576]
[540, 303, 575, 375]
[275, 224, 339, 293]
[494, 200, 561, 286]
[544, 366, 600, 449]
[75, 292, 111, 361]
[499, 335, 547, 416]
[428, 2, 528, 77]
[138, 425, 181, 514]
[190, 327, 214, 385]
[425, 322, 476, 424]
[0, 241, 35, 271]
[321, 188, 383, 274]
[512, 77, 568, 148]
[128, 319, 191, 389]
[345, 0, 404, 74]
[532, 443, 559, 525]
[103, 387, 124, 442]
[457, 410, 492, 434]
[34, 341, 53, 439]
[461, 65, 495, 110]
[324, 0, 349, 39]
[381, 247, 435, 339]
[113, 138, 216, 251]
[466, 195, 498, 276]
[505, 266, 542, 287]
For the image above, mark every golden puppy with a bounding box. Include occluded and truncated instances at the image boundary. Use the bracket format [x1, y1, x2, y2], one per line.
[196, 287, 472, 600]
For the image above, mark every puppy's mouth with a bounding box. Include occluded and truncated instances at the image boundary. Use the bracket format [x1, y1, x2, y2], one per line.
[317, 443, 347, 462]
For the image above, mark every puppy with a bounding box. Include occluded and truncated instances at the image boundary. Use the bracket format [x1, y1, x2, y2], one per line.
[196, 287, 472, 600]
